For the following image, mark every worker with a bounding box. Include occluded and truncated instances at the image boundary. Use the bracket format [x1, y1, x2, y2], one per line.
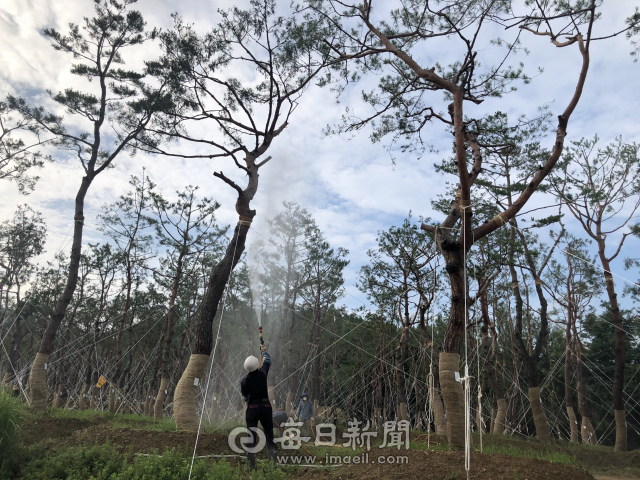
[240, 344, 276, 469]
[272, 407, 288, 437]
[296, 392, 314, 439]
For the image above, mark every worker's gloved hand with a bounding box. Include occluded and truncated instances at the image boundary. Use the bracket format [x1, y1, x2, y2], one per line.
[260, 344, 266, 352]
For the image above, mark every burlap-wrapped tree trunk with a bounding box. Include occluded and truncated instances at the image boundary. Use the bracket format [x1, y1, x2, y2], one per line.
[90, 385, 100, 410]
[154, 378, 169, 421]
[529, 387, 551, 441]
[398, 402, 409, 422]
[208, 394, 220, 425]
[143, 386, 153, 416]
[493, 398, 507, 435]
[79, 384, 90, 411]
[371, 407, 381, 428]
[52, 384, 63, 408]
[581, 416, 597, 445]
[108, 386, 117, 413]
[615, 410, 627, 452]
[439, 353, 465, 449]
[430, 386, 447, 434]
[567, 406, 579, 443]
[476, 408, 484, 433]
[174, 354, 209, 430]
[285, 390, 295, 416]
[490, 406, 496, 434]
[29, 353, 50, 410]
[414, 410, 425, 430]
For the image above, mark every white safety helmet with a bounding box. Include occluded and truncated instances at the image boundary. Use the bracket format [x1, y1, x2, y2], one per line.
[244, 355, 259, 372]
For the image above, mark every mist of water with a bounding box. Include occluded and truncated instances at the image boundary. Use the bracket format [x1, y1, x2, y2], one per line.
[248, 246, 262, 327]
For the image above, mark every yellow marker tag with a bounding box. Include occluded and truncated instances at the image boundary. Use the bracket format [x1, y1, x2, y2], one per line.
[96, 376, 106, 388]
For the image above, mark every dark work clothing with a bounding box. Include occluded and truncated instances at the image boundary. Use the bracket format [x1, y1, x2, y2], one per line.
[272, 409, 288, 427]
[246, 403, 275, 448]
[241, 351, 274, 449]
[240, 351, 271, 405]
[272, 409, 288, 436]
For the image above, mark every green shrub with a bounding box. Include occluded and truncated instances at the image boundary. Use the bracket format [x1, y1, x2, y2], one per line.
[117, 451, 288, 480]
[18, 443, 126, 479]
[14, 444, 288, 480]
[0, 389, 26, 467]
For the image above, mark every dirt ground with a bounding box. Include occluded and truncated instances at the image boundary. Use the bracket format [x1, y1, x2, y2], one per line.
[289, 450, 595, 480]
[18, 415, 640, 480]
[20, 415, 234, 456]
[420, 433, 640, 478]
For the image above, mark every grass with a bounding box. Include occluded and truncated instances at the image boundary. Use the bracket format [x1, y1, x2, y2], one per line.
[47, 408, 245, 434]
[48, 408, 112, 420]
[22, 409, 627, 478]
[0, 388, 27, 473]
[410, 438, 450, 452]
[306, 443, 364, 461]
[7, 442, 290, 480]
[115, 416, 177, 432]
[480, 443, 577, 465]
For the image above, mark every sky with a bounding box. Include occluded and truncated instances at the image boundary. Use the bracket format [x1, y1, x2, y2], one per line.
[1, 0, 639, 315]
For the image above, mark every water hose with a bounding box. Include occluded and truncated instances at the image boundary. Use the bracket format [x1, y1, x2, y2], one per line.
[258, 326, 264, 367]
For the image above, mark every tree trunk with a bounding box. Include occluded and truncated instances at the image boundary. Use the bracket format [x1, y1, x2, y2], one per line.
[174, 219, 250, 429]
[574, 336, 597, 445]
[439, 352, 465, 449]
[395, 327, 410, 422]
[108, 385, 117, 413]
[598, 251, 626, 451]
[567, 406, 579, 443]
[4, 312, 25, 387]
[174, 354, 209, 430]
[153, 377, 169, 421]
[565, 323, 579, 442]
[490, 405, 496, 434]
[493, 398, 507, 435]
[143, 386, 153, 416]
[439, 246, 468, 448]
[431, 385, 447, 434]
[90, 371, 99, 410]
[30, 176, 93, 410]
[28, 353, 49, 410]
[208, 391, 220, 425]
[479, 287, 505, 436]
[79, 383, 90, 411]
[52, 384, 63, 408]
[510, 223, 552, 441]
[154, 251, 185, 420]
[529, 387, 551, 441]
